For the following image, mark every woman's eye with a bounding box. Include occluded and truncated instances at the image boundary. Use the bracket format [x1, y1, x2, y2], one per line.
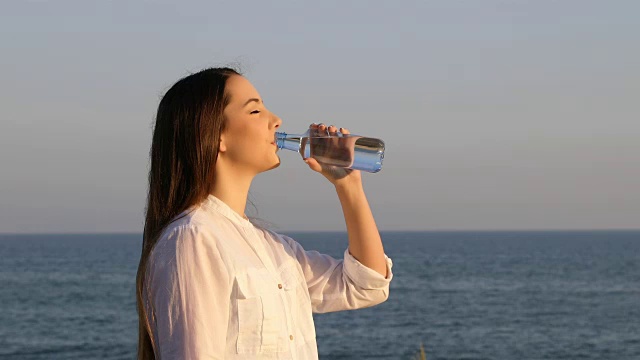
[250, 110, 261, 114]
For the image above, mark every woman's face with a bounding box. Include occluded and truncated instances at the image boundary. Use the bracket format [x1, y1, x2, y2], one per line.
[219, 75, 283, 174]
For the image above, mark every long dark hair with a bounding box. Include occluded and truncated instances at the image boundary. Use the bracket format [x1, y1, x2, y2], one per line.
[136, 67, 240, 360]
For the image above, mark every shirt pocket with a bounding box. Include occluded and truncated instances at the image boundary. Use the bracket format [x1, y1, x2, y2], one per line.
[235, 268, 280, 354]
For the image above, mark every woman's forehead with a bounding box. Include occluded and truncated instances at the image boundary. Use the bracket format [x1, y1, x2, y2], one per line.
[226, 75, 261, 103]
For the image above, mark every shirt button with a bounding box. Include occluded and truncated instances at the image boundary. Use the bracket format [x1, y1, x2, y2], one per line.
[290, 335, 294, 341]
[278, 283, 283, 289]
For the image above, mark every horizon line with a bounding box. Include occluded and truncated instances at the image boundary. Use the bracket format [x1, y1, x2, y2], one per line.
[1, 228, 639, 236]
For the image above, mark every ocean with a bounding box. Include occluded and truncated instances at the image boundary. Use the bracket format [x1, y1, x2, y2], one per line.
[0, 231, 638, 360]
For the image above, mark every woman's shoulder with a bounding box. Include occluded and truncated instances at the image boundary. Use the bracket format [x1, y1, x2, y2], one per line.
[157, 210, 206, 238]
[154, 205, 234, 252]
[162, 201, 234, 234]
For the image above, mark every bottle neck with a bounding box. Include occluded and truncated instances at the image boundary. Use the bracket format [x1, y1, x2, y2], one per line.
[275, 132, 303, 152]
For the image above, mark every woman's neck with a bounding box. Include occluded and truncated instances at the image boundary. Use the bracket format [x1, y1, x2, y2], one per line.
[210, 167, 254, 220]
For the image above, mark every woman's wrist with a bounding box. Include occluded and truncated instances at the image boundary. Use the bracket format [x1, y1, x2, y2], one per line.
[334, 177, 364, 194]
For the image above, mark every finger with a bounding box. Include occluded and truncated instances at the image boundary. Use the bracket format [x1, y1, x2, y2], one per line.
[339, 127, 350, 135]
[304, 158, 323, 172]
[328, 125, 339, 136]
[318, 123, 329, 136]
[314, 123, 328, 137]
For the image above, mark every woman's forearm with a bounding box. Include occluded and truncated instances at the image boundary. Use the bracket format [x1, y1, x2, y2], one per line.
[335, 181, 388, 278]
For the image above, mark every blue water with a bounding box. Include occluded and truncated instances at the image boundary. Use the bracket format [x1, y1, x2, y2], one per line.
[1, 231, 638, 359]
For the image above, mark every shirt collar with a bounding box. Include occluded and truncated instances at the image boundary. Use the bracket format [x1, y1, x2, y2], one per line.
[202, 194, 254, 228]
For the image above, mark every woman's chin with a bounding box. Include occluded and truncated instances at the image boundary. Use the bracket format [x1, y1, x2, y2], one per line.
[263, 157, 281, 172]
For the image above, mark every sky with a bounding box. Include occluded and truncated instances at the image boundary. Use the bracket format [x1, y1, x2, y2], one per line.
[1, 0, 638, 233]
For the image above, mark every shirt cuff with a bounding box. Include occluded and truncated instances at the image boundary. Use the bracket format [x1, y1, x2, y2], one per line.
[343, 248, 394, 290]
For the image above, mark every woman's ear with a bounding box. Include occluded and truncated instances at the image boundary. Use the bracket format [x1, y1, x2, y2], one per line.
[218, 134, 227, 153]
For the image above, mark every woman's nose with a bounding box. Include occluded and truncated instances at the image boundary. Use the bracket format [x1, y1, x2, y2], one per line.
[272, 114, 282, 128]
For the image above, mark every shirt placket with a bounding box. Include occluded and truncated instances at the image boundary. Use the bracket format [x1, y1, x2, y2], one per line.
[241, 227, 297, 357]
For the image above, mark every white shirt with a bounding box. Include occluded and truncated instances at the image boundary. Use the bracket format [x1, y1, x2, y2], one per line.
[143, 194, 394, 359]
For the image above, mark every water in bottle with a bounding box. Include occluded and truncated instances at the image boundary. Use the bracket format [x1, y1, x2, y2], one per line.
[275, 129, 385, 173]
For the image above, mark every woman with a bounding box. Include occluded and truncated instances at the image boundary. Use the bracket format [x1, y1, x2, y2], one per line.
[136, 67, 394, 359]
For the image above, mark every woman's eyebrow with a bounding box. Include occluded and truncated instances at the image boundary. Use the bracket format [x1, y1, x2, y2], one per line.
[243, 98, 262, 107]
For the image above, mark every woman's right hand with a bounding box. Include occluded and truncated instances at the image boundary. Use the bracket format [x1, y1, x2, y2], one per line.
[303, 123, 362, 186]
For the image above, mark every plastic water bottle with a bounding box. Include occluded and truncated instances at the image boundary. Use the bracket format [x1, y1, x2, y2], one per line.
[275, 129, 385, 173]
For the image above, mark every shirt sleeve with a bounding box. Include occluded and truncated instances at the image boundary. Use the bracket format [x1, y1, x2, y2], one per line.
[276, 232, 393, 314]
[146, 224, 231, 359]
